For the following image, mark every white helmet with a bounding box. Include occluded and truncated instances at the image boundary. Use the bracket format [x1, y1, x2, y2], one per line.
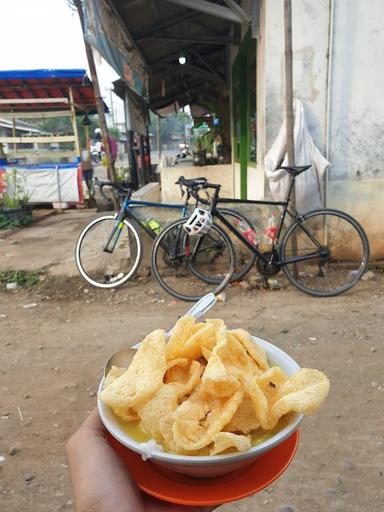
[183, 208, 212, 235]
[95, 128, 102, 135]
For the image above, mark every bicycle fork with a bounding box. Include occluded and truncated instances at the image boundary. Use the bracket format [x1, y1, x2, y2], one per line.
[103, 216, 125, 253]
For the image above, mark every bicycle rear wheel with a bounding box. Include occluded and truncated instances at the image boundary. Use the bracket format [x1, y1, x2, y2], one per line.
[75, 215, 143, 288]
[151, 218, 235, 301]
[280, 209, 370, 296]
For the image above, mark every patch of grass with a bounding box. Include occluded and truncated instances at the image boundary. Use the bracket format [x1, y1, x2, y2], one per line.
[0, 212, 33, 230]
[0, 270, 40, 288]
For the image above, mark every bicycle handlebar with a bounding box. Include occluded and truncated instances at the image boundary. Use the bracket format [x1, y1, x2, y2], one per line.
[175, 175, 221, 205]
[94, 177, 133, 201]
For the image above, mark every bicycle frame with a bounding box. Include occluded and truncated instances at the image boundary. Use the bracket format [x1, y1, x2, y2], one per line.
[103, 192, 192, 254]
[208, 176, 327, 266]
[121, 197, 188, 239]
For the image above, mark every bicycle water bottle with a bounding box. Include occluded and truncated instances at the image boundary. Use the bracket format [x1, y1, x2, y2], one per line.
[146, 218, 161, 235]
[236, 219, 259, 247]
[259, 213, 278, 252]
[136, 209, 161, 235]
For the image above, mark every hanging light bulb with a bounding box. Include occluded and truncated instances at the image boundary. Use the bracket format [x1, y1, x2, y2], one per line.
[178, 55, 187, 65]
[82, 114, 92, 126]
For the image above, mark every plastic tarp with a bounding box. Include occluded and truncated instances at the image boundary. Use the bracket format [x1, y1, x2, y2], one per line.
[1, 165, 81, 204]
[264, 100, 330, 213]
[0, 69, 87, 80]
[124, 87, 149, 136]
[83, 0, 149, 100]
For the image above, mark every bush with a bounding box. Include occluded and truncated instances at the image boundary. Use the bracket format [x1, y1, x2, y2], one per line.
[0, 212, 33, 230]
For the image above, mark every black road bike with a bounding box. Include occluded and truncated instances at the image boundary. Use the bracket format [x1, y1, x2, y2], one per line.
[152, 166, 370, 301]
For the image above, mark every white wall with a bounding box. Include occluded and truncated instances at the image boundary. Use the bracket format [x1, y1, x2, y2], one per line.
[264, 0, 330, 152]
[160, 165, 234, 202]
[328, 0, 384, 181]
[262, 0, 384, 258]
[247, 166, 265, 200]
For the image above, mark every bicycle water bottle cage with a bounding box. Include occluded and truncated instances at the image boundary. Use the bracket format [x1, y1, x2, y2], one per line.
[183, 208, 212, 235]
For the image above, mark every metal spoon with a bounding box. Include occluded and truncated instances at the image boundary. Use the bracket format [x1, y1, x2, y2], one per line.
[104, 292, 218, 378]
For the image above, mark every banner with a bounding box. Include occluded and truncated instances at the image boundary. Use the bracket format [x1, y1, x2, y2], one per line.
[83, 0, 149, 101]
[1, 166, 80, 204]
[124, 87, 149, 135]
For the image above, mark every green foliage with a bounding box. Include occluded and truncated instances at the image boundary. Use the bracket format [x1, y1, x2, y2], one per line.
[149, 111, 191, 145]
[33, 114, 100, 149]
[2, 169, 31, 209]
[114, 165, 130, 184]
[0, 270, 40, 288]
[0, 212, 33, 230]
[195, 126, 219, 153]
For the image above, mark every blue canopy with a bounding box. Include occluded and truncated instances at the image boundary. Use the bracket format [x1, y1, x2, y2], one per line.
[0, 69, 88, 81]
[0, 69, 107, 114]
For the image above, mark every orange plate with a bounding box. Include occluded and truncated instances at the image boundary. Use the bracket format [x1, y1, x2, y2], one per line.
[108, 430, 300, 506]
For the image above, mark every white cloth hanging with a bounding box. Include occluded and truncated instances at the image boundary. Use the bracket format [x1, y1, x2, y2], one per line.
[264, 99, 330, 213]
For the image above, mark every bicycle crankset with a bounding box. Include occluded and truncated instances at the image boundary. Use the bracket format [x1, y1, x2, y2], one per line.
[256, 251, 281, 277]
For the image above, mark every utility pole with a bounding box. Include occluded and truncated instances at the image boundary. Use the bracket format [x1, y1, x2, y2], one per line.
[74, 0, 116, 184]
[109, 88, 115, 129]
[284, 0, 295, 171]
[284, 0, 298, 274]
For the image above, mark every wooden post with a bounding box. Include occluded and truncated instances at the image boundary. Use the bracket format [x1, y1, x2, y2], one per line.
[69, 87, 81, 157]
[12, 119, 16, 153]
[74, 0, 116, 184]
[284, 0, 295, 171]
[284, 0, 298, 274]
[157, 115, 161, 166]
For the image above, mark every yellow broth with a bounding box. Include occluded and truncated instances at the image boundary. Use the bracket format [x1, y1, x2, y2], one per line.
[114, 412, 294, 456]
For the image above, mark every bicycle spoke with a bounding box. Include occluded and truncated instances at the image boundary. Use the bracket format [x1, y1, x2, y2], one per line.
[151, 219, 234, 301]
[76, 216, 142, 288]
[281, 210, 369, 296]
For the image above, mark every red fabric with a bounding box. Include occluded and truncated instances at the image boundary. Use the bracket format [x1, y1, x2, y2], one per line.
[102, 136, 117, 162]
[77, 165, 84, 204]
[0, 170, 6, 198]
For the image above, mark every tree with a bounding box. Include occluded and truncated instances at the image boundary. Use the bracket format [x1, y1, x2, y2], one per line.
[150, 111, 191, 146]
[33, 115, 100, 149]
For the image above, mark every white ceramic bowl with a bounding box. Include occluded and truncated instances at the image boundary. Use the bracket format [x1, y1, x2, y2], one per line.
[98, 336, 303, 478]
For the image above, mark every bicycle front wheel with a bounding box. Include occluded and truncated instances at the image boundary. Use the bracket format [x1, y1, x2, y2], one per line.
[75, 215, 143, 288]
[280, 209, 370, 296]
[151, 219, 235, 301]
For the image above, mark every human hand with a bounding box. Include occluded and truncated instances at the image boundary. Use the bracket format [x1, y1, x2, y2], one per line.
[66, 408, 220, 512]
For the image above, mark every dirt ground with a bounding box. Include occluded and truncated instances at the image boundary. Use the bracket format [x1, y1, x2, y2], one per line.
[1, 269, 383, 512]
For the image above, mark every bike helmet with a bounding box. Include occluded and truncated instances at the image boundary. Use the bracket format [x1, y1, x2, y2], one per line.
[183, 208, 212, 235]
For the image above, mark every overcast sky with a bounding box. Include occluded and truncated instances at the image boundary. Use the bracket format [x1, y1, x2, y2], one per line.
[1, 0, 124, 123]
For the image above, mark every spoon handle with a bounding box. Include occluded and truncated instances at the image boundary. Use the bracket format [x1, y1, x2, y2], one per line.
[132, 293, 217, 349]
[166, 292, 217, 337]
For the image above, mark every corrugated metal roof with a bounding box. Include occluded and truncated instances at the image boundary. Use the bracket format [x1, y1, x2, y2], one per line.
[0, 68, 107, 114]
[107, 0, 241, 111]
